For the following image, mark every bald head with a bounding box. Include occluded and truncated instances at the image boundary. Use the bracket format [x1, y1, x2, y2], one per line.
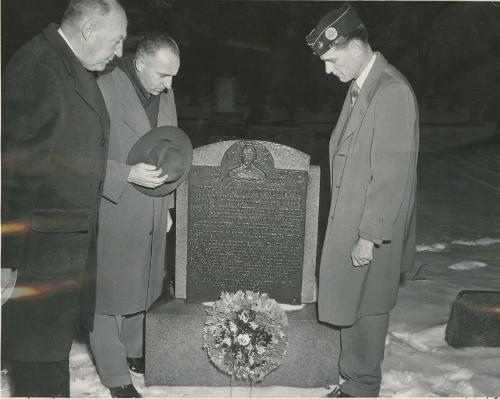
[61, 0, 127, 71]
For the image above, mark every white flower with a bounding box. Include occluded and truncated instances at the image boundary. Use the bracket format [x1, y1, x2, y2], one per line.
[222, 337, 232, 346]
[229, 321, 238, 334]
[239, 310, 249, 323]
[236, 334, 250, 346]
[249, 321, 258, 330]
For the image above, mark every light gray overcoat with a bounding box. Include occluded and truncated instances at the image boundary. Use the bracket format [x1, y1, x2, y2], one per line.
[318, 53, 419, 326]
[95, 68, 177, 315]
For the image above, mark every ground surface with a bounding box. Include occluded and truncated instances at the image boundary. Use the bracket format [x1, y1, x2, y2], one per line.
[2, 109, 499, 397]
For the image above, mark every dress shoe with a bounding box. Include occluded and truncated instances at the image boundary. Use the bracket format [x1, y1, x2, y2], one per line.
[126, 357, 145, 374]
[109, 384, 141, 398]
[326, 386, 353, 397]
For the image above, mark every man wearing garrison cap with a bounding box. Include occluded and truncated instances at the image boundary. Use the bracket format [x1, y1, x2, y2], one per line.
[307, 3, 419, 397]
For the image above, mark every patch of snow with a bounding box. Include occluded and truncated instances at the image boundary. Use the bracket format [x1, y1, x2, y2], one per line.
[448, 260, 487, 270]
[451, 239, 477, 246]
[389, 325, 447, 353]
[445, 367, 474, 382]
[475, 237, 500, 246]
[452, 237, 500, 246]
[416, 243, 448, 252]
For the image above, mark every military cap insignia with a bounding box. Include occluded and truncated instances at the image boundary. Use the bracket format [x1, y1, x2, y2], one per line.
[325, 27, 338, 41]
[317, 41, 324, 51]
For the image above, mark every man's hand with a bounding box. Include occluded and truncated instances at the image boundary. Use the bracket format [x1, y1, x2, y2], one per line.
[128, 163, 169, 188]
[351, 237, 374, 267]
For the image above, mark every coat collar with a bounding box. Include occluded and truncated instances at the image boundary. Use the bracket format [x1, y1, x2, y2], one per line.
[333, 52, 388, 151]
[43, 23, 109, 129]
[111, 67, 174, 135]
[112, 67, 152, 136]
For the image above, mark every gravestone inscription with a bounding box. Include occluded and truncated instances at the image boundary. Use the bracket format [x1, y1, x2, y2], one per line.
[176, 140, 319, 304]
[145, 140, 333, 387]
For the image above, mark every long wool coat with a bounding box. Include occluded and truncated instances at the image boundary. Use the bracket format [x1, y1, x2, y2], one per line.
[1, 24, 110, 361]
[95, 68, 177, 315]
[318, 53, 419, 326]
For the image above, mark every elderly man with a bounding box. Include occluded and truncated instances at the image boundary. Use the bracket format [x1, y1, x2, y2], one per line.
[1, 0, 127, 396]
[89, 34, 191, 398]
[306, 3, 418, 398]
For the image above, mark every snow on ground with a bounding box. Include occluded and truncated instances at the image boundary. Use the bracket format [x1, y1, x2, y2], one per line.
[448, 261, 487, 271]
[2, 240, 499, 397]
[383, 241, 500, 397]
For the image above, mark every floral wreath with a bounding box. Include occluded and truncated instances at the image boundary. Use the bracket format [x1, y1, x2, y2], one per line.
[202, 290, 288, 382]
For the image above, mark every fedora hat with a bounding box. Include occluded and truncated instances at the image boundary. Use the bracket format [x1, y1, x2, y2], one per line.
[126, 126, 193, 197]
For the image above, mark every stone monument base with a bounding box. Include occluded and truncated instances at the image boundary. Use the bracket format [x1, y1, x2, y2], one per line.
[445, 290, 500, 348]
[145, 298, 339, 387]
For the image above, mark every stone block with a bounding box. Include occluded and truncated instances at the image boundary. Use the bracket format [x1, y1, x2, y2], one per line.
[145, 299, 339, 387]
[445, 290, 500, 347]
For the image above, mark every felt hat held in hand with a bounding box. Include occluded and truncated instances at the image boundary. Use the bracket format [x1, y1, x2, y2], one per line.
[126, 126, 193, 197]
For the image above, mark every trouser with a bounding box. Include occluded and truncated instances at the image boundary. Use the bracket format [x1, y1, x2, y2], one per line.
[89, 312, 144, 388]
[10, 357, 70, 397]
[339, 313, 390, 397]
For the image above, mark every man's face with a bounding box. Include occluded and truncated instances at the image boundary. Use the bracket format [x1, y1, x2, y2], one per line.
[136, 48, 180, 96]
[241, 146, 255, 165]
[81, 7, 127, 71]
[320, 41, 362, 82]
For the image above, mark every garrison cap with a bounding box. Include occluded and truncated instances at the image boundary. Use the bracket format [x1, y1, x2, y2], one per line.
[305, 3, 364, 56]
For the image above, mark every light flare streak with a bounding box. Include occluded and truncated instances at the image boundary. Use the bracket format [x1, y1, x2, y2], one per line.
[8, 280, 79, 300]
[1, 222, 31, 234]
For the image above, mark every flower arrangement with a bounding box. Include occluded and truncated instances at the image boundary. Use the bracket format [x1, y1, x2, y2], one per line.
[202, 290, 288, 382]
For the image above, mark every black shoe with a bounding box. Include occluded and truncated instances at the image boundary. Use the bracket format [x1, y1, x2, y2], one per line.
[126, 357, 145, 374]
[326, 386, 353, 398]
[109, 384, 141, 398]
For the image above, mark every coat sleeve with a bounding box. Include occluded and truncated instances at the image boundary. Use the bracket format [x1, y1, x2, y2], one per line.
[358, 82, 417, 243]
[97, 75, 131, 204]
[1, 61, 64, 269]
[159, 89, 178, 209]
[101, 160, 131, 204]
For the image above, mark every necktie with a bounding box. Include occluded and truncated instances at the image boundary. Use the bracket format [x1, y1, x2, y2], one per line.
[350, 82, 360, 106]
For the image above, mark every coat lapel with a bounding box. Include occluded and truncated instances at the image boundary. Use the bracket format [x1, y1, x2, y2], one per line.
[334, 53, 389, 153]
[113, 68, 152, 137]
[44, 24, 110, 132]
[329, 90, 352, 155]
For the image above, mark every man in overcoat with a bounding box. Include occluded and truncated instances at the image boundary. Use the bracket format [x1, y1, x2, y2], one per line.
[306, 3, 419, 397]
[89, 34, 190, 398]
[1, 0, 127, 396]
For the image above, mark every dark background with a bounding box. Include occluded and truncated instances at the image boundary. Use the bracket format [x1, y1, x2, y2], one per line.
[2, 0, 500, 266]
[2, 0, 499, 125]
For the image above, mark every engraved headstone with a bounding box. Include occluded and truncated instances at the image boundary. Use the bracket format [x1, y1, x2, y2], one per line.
[175, 140, 320, 304]
[145, 140, 339, 388]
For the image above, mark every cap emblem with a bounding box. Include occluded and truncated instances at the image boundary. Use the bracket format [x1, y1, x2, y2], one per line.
[325, 27, 338, 41]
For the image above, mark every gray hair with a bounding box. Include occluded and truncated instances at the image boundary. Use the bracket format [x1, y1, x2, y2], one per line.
[62, 0, 118, 25]
[136, 33, 180, 59]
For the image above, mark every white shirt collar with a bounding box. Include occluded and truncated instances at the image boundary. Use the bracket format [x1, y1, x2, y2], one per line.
[57, 28, 78, 56]
[355, 52, 376, 89]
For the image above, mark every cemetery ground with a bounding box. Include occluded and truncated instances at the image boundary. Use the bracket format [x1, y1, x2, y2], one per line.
[1, 111, 499, 397]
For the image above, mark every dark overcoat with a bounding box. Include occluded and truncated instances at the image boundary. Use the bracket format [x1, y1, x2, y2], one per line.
[318, 53, 419, 326]
[1, 24, 110, 361]
[94, 68, 177, 315]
